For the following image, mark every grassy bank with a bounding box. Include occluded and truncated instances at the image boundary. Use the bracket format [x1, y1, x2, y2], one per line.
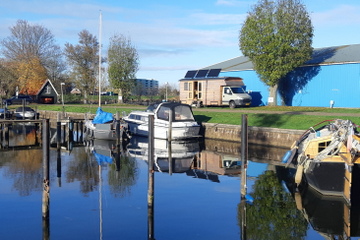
[30, 104, 360, 130]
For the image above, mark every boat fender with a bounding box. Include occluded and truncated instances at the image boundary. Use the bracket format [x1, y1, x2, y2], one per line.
[295, 165, 304, 185]
[282, 150, 292, 163]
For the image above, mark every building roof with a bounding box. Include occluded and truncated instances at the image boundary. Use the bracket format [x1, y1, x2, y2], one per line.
[36, 79, 59, 96]
[202, 44, 360, 72]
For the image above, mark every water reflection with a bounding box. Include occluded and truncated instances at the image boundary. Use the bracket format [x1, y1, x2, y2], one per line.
[3, 124, 360, 239]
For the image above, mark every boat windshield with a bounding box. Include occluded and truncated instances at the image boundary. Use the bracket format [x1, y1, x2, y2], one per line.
[174, 105, 195, 121]
[157, 105, 195, 121]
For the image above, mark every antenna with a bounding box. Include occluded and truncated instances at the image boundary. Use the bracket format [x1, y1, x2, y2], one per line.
[98, 11, 102, 107]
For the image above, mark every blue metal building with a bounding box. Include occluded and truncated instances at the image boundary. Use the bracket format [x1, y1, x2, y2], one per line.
[201, 44, 360, 108]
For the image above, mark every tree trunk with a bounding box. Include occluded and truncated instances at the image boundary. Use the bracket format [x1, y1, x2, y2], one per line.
[268, 84, 278, 106]
[83, 90, 88, 104]
[117, 88, 123, 104]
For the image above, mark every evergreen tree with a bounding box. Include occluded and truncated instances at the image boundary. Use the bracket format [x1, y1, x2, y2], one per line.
[108, 34, 139, 103]
[239, 0, 313, 106]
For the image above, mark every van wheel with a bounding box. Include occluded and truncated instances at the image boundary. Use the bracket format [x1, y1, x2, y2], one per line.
[229, 101, 236, 109]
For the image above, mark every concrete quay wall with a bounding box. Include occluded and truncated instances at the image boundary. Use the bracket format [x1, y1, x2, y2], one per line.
[38, 110, 303, 148]
[201, 123, 303, 148]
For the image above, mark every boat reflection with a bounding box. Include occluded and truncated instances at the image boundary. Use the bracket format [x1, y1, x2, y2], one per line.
[126, 136, 243, 182]
[127, 136, 200, 174]
[278, 165, 360, 239]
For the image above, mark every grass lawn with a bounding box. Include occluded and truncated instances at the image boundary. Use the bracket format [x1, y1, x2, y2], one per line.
[20, 104, 360, 130]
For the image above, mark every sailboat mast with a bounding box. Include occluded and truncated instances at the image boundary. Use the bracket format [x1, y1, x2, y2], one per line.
[98, 11, 102, 107]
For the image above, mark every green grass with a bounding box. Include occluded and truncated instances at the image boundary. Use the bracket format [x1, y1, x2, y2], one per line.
[24, 104, 360, 131]
[194, 111, 360, 130]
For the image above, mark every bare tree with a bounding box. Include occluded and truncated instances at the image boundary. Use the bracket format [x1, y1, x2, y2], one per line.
[0, 59, 17, 96]
[1, 20, 61, 68]
[64, 30, 100, 103]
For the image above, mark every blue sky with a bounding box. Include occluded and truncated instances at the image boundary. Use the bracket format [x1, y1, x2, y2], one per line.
[0, 0, 359, 87]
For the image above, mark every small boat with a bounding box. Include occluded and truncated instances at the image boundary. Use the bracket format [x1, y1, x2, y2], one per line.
[84, 107, 130, 141]
[123, 102, 201, 140]
[14, 106, 37, 119]
[0, 108, 11, 119]
[283, 119, 360, 203]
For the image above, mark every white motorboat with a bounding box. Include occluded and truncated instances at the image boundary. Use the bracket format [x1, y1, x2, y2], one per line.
[14, 106, 37, 119]
[123, 102, 201, 140]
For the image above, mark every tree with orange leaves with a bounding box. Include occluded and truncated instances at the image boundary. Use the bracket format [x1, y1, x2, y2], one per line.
[16, 57, 48, 95]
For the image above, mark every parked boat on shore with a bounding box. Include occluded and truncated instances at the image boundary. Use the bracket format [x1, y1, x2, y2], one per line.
[283, 119, 360, 203]
[123, 102, 201, 140]
[14, 106, 38, 119]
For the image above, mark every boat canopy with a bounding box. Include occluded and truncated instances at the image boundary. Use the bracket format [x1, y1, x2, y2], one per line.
[155, 102, 195, 122]
[92, 107, 114, 124]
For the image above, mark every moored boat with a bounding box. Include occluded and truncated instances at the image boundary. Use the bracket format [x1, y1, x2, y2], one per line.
[14, 106, 38, 119]
[283, 119, 360, 203]
[123, 102, 201, 140]
[84, 107, 130, 141]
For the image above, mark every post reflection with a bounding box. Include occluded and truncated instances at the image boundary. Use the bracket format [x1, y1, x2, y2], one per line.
[5, 123, 356, 239]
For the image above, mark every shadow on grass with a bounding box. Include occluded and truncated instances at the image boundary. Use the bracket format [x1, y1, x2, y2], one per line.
[250, 114, 292, 128]
[194, 115, 211, 123]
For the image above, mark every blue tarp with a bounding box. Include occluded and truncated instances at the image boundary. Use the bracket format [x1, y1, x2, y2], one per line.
[92, 107, 114, 124]
[93, 150, 113, 165]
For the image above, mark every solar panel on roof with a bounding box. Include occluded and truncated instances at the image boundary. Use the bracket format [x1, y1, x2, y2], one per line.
[195, 69, 208, 78]
[207, 69, 221, 78]
[184, 70, 197, 79]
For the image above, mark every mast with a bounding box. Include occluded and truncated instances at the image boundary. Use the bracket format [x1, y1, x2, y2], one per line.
[98, 11, 102, 107]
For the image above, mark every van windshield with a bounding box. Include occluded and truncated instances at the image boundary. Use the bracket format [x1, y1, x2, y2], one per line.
[230, 87, 246, 94]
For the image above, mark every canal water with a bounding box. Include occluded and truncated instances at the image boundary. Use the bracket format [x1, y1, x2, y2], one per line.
[0, 123, 357, 239]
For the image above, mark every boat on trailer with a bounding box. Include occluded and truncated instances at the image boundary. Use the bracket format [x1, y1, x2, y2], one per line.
[123, 102, 201, 140]
[283, 119, 360, 204]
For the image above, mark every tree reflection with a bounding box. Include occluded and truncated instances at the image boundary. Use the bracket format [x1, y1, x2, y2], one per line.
[108, 154, 138, 198]
[66, 147, 99, 195]
[238, 170, 308, 240]
[3, 149, 43, 196]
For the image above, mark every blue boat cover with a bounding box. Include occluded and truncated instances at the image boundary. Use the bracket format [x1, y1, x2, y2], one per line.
[92, 107, 113, 124]
[93, 150, 113, 164]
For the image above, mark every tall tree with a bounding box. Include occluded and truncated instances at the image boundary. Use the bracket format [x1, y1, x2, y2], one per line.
[1, 20, 63, 80]
[64, 30, 99, 102]
[0, 59, 18, 96]
[108, 34, 139, 103]
[239, 0, 313, 106]
[16, 56, 48, 95]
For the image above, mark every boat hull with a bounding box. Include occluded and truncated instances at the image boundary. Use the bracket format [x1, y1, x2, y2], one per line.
[304, 161, 349, 197]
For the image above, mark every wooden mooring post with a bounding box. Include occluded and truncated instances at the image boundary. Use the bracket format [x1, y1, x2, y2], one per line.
[147, 114, 155, 240]
[240, 114, 248, 199]
[42, 118, 50, 223]
[57, 112, 61, 151]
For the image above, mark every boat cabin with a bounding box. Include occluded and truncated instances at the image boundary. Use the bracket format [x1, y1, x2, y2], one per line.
[146, 102, 196, 122]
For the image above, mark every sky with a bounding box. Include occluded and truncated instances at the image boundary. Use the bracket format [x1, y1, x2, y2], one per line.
[0, 0, 360, 87]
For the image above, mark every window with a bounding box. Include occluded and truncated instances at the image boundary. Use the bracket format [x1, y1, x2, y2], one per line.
[184, 82, 188, 91]
[45, 86, 51, 94]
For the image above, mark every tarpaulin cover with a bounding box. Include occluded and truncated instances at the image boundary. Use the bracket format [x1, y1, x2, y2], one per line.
[93, 150, 113, 164]
[92, 107, 113, 124]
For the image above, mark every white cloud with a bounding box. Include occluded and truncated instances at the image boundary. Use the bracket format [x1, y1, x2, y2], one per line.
[311, 4, 360, 26]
